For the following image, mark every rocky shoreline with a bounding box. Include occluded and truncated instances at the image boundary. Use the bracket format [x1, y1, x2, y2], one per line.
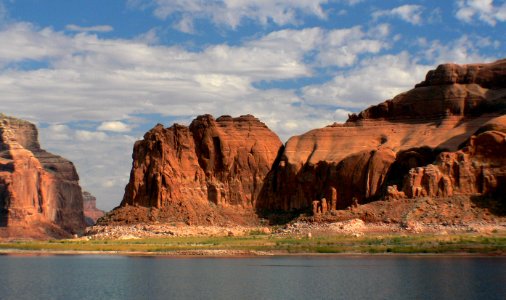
[82, 220, 505, 241]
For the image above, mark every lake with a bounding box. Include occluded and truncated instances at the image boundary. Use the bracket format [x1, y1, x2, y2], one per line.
[0, 255, 504, 300]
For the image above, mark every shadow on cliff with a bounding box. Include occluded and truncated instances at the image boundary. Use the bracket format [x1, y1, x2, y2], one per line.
[0, 211, 7, 227]
[0, 127, 8, 227]
[255, 145, 305, 225]
[471, 195, 506, 216]
[471, 175, 506, 216]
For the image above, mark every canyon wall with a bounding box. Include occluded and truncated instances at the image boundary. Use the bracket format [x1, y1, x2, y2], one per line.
[108, 59, 505, 225]
[258, 59, 506, 212]
[0, 115, 86, 238]
[396, 117, 506, 200]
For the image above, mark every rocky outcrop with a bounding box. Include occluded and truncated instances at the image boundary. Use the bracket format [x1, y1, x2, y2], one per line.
[0, 114, 86, 239]
[83, 191, 104, 226]
[397, 120, 506, 199]
[105, 114, 282, 225]
[258, 59, 506, 212]
[107, 59, 505, 225]
[351, 59, 506, 121]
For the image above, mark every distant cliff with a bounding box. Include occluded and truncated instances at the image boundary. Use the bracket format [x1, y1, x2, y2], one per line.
[102, 59, 506, 225]
[83, 191, 104, 226]
[0, 115, 86, 239]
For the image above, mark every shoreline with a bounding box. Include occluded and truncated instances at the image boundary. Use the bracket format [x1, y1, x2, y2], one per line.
[2, 221, 505, 257]
[1, 248, 505, 258]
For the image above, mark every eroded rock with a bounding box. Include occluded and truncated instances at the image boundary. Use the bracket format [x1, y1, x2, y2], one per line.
[0, 114, 86, 238]
[107, 114, 282, 225]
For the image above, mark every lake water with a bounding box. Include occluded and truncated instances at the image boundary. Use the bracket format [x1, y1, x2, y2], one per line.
[0, 255, 504, 300]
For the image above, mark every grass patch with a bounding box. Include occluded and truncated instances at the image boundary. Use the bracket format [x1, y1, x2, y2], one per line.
[0, 233, 505, 254]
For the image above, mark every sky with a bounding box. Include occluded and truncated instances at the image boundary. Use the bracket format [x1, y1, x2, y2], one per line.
[0, 0, 505, 210]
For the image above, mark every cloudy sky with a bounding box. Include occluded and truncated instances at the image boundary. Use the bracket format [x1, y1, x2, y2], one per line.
[0, 0, 504, 210]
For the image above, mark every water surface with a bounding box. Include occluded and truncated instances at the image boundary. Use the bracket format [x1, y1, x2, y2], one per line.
[0, 255, 504, 300]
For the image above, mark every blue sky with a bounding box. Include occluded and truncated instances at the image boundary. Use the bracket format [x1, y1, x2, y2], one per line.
[0, 0, 505, 210]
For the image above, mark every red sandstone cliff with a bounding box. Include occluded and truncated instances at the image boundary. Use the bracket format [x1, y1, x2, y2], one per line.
[258, 59, 506, 212]
[83, 191, 105, 226]
[104, 59, 505, 225]
[0, 115, 86, 239]
[103, 114, 282, 225]
[394, 117, 506, 200]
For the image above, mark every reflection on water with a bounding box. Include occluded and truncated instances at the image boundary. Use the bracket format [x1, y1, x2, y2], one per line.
[0, 255, 505, 300]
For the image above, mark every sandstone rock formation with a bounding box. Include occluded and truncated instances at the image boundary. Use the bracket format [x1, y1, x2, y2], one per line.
[397, 117, 506, 200]
[83, 191, 105, 226]
[106, 59, 505, 225]
[105, 114, 282, 225]
[0, 114, 86, 239]
[258, 59, 506, 212]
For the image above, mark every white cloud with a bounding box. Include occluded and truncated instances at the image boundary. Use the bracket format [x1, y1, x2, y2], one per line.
[75, 130, 108, 141]
[0, 22, 70, 66]
[160, 0, 326, 27]
[302, 52, 432, 108]
[373, 4, 424, 25]
[134, 28, 160, 44]
[456, 0, 506, 26]
[45, 124, 72, 141]
[250, 25, 389, 68]
[128, 0, 365, 31]
[98, 121, 131, 132]
[65, 24, 114, 33]
[316, 26, 387, 67]
[333, 108, 353, 121]
[422, 35, 496, 64]
[301, 33, 498, 111]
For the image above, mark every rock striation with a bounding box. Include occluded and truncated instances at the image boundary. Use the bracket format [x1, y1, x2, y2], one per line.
[0, 114, 86, 239]
[83, 191, 105, 226]
[258, 59, 506, 212]
[105, 114, 282, 225]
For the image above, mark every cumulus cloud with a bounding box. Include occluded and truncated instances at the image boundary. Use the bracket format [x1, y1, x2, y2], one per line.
[302, 52, 433, 108]
[373, 4, 424, 25]
[65, 24, 114, 33]
[0, 22, 70, 66]
[98, 121, 131, 132]
[316, 25, 388, 67]
[422, 35, 497, 64]
[75, 130, 108, 141]
[456, 0, 506, 26]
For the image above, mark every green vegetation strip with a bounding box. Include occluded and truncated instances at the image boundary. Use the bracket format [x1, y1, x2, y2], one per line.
[0, 234, 505, 254]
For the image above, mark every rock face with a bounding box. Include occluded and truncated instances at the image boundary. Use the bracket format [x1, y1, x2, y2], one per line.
[398, 120, 506, 200]
[109, 59, 505, 225]
[83, 191, 105, 226]
[110, 114, 282, 225]
[258, 59, 506, 212]
[0, 115, 85, 238]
